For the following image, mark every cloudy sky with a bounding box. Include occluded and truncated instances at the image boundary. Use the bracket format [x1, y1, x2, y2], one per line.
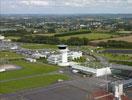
[1, 0, 132, 14]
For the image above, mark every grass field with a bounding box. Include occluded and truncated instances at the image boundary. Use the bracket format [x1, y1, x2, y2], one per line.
[0, 74, 69, 93]
[21, 43, 57, 49]
[5, 36, 20, 40]
[59, 33, 117, 40]
[0, 51, 24, 60]
[0, 60, 59, 80]
[32, 33, 54, 36]
[0, 60, 69, 94]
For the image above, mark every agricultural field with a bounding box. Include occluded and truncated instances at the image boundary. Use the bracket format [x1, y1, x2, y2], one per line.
[59, 33, 118, 40]
[91, 35, 132, 43]
[21, 43, 57, 49]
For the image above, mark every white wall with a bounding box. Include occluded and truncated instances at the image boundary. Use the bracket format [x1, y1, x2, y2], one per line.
[96, 67, 112, 77]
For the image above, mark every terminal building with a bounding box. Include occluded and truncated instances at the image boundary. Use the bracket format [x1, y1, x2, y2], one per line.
[68, 51, 82, 60]
[48, 45, 69, 66]
[47, 45, 82, 66]
[47, 54, 61, 65]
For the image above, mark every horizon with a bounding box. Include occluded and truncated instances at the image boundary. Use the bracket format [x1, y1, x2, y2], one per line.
[1, 13, 132, 15]
[1, 0, 132, 14]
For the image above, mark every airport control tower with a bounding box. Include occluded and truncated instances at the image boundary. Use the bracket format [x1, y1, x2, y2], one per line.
[58, 45, 69, 66]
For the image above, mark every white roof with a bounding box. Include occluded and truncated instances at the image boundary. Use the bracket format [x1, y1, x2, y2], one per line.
[0, 35, 5, 40]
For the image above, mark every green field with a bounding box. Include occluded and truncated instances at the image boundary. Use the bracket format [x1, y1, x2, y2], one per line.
[21, 43, 57, 49]
[0, 60, 59, 80]
[0, 74, 68, 93]
[0, 60, 69, 94]
[59, 33, 117, 40]
[0, 51, 24, 60]
[32, 33, 54, 36]
[5, 36, 20, 40]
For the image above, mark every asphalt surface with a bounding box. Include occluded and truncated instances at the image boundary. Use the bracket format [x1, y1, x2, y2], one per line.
[1, 76, 131, 100]
[0, 77, 108, 100]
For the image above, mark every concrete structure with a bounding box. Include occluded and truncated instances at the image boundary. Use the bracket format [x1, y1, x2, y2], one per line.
[113, 82, 124, 100]
[47, 45, 70, 66]
[47, 45, 82, 66]
[70, 64, 111, 77]
[58, 45, 69, 66]
[47, 55, 61, 64]
[68, 51, 82, 60]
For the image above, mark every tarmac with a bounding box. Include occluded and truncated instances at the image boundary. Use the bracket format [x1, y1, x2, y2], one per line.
[1, 77, 131, 100]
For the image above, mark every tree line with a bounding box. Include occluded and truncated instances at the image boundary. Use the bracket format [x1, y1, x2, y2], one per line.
[54, 30, 91, 37]
[1, 29, 31, 37]
[16, 36, 89, 46]
[98, 40, 132, 49]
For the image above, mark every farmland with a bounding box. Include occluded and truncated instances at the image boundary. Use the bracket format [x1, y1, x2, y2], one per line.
[91, 35, 132, 43]
[58, 33, 117, 40]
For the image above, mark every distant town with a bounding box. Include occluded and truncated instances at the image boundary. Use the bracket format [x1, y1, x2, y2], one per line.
[0, 14, 132, 100]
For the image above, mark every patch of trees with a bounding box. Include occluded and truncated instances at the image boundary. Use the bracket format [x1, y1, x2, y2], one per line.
[66, 37, 89, 45]
[17, 36, 89, 46]
[1, 29, 31, 37]
[98, 40, 132, 49]
[72, 57, 86, 63]
[18, 36, 61, 44]
[54, 30, 91, 37]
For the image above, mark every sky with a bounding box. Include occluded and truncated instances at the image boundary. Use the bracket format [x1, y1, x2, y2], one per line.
[0, 0, 132, 14]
